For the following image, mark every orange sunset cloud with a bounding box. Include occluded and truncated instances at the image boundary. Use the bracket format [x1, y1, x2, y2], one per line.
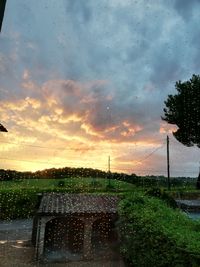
[0, 77, 167, 174]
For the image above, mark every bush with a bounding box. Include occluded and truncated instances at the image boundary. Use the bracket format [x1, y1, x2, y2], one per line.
[106, 182, 115, 191]
[0, 190, 38, 220]
[118, 192, 200, 267]
[90, 179, 102, 188]
[57, 180, 65, 187]
[145, 187, 178, 209]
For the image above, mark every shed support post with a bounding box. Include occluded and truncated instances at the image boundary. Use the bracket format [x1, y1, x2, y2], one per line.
[83, 218, 93, 259]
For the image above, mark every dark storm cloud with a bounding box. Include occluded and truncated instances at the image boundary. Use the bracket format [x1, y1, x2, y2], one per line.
[174, 0, 200, 20]
[65, 1, 92, 24]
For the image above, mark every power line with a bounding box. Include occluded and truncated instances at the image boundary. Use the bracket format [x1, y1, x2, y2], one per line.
[136, 142, 165, 164]
[0, 155, 198, 175]
[0, 156, 65, 166]
[0, 88, 196, 176]
[0, 155, 112, 169]
[0, 139, 84, 151]
[0, 139, 122, 151]
[0, 136, 196, 174]
[0, 138, 166, 151]
[0, 139, 183, 172]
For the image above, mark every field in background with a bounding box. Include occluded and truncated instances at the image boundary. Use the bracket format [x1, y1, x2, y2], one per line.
[0, 177, 136, 193]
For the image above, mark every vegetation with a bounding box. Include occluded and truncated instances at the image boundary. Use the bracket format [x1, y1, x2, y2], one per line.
[0, 166, 198, 219]
[0, 167, 197, 190]
[162, 74, 200, 148]
[164, 76, 200, 189]
[145, 187, 177, 209]
[0, 167, 137, 183]
[118, 192, 200, 267]
[0, 190, 38, 220]
[0, 177, 135, 192]
[0, 177, 135, 219]
[1, 168, 200, 266]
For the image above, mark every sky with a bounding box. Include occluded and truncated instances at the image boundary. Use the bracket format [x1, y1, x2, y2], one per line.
[0, 0, 200, 177]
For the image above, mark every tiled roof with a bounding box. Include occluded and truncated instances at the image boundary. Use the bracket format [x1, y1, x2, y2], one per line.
[37, 193, 120, 215]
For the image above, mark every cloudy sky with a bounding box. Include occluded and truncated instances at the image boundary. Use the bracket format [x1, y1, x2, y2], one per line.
[0, 0, 200, 176]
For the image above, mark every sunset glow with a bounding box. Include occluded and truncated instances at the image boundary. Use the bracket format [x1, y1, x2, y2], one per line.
[0, 1, 200, 177]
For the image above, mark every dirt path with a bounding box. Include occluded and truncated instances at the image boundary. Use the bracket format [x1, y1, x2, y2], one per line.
[0, 219, 125, 267]
[0, 241, 125, 267]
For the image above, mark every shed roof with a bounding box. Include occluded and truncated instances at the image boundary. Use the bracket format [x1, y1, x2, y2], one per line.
[37, 193, 120, 215]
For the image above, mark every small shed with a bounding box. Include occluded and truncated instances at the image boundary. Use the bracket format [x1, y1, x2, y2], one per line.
[32, 193, 120, 262]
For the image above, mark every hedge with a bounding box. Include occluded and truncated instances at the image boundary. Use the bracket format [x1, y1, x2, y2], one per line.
[0, 187, 85, 220]
[0, 190, 39, 220]
[118, 192, 200, 267]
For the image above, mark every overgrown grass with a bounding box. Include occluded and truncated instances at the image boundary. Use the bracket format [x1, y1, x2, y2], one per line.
[118, 192, 200, 267]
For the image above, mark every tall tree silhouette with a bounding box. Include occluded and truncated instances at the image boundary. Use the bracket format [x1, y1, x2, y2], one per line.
[162, 74, 200, 148]
[0, 123, 7, 132]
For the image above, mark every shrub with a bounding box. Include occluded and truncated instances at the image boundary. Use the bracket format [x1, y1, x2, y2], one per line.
[106, 183, 115, 191]
[118, 192, 200, 267]
[57, 180, 65, 187]
[145, 187, 178, 209]
[90, 179, 102, 188]
[0, 190, 38, 220]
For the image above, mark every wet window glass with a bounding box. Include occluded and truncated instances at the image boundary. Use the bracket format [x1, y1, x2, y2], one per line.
[0, 1, 200, 266]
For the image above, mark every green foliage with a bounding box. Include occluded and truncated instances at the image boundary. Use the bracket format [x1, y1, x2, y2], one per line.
[145, 187, 177, 209]
[57, 180, 65, 187]
[0, 167, 197, 191]
[106, 182, 115, 191]
[118, 192, 200, 267]
[0, 190, 38, 220]
[162, 74, 200, 147]
[0, 178, 135, 194]
[90, 179, 102, 188]
[0, 167, 139, 187]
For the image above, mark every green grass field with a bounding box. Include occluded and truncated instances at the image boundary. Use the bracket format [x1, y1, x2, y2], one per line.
[0, 177, 136, 193]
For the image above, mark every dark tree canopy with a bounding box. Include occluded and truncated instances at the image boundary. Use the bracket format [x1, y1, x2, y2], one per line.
[162, 74, 200, 148]
[0, 0, 7, 32]
[0, 123, 7, 132]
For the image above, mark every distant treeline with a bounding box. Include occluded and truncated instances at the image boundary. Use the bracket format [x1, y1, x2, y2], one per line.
[0, 167, 197, 188]
[0, 167, 135, 181]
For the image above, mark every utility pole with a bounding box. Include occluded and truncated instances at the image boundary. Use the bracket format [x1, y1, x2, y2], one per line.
[197, 162, 200, 189]
[167, 135, 170, 190]
[108, 155, 111, 187]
